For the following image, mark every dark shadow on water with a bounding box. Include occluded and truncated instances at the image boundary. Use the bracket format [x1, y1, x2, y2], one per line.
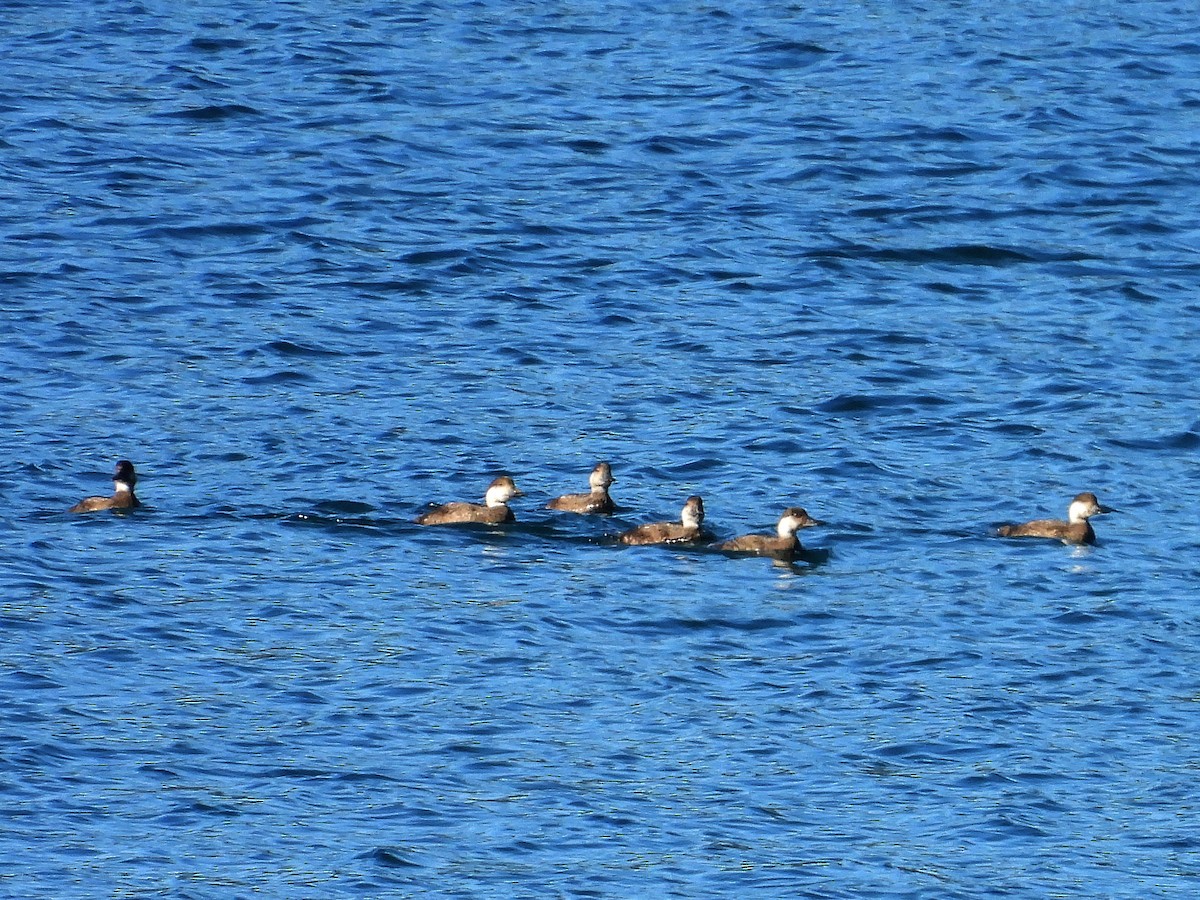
[358, 847, 422, 869]
[706, 544, 832, 573]
[258, 507, 843, 572]
[161, 505, 842, 572]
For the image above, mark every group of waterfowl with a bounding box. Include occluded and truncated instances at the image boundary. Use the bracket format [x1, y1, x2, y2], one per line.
[70, 459, 1112, 552]
[399, 463, 825, 556]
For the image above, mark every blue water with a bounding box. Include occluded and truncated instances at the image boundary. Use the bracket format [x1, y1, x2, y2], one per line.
[3, 1, 1200, 896]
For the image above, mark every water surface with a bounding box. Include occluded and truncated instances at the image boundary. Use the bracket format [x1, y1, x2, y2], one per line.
[3, 1, 1199, 897]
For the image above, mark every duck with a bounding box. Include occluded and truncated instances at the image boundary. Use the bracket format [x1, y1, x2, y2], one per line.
[997, 492, 1109, 545]
[617, 495, 705, 546]
[714, 506, 822, 559]
[415, 475, 522, 525]
[546, 461, 615, 515]
[69, 460, 141, 513]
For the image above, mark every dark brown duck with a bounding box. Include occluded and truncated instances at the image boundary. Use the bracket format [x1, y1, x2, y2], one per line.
[69, 460, 140, 513]
[416, 475, 522, 525]
[997, 492, 1108, 545]
[618, 495, 705, 546]
[714, 506, 822, 559]
[546, 461, 615, 515]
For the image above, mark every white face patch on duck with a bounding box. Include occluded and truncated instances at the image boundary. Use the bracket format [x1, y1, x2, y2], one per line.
[776, 516, 802, 538]
[484, 479, 520, 507]
[680, 498, 704, 529]
[589, 465, 614, 490]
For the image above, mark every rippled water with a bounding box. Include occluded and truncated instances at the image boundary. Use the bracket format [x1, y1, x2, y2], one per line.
[4, 1, 1200, 897]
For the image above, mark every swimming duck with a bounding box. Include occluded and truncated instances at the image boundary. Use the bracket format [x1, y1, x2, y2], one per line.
[69, 460, 141, 513]
[415, 475, 522, 525]
[546, 461, 615, 515]
[997, 492, 1108, 545]
[714, 506, 822, 559]
[617, 495, 705, 546]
